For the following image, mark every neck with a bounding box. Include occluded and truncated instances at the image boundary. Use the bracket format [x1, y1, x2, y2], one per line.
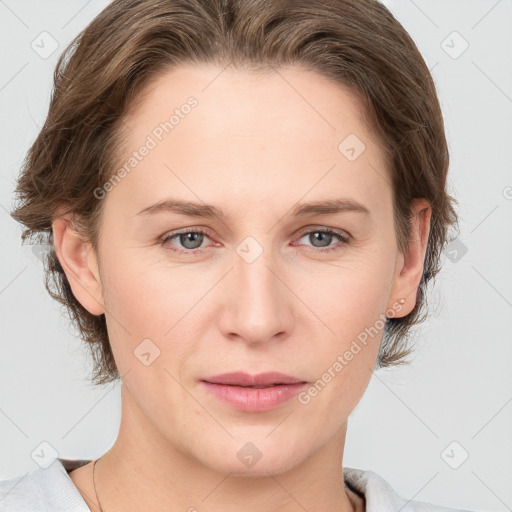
[93, 383, 362, 512]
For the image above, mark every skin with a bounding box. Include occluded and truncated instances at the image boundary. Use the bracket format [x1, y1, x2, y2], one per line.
[53, 64, 431, 512]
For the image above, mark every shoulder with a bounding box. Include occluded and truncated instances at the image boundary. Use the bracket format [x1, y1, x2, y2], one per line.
[0, 458, 91, 512]
[343, 467, 477, 512]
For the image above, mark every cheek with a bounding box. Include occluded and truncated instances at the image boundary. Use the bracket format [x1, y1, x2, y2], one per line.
[295, 253, 392, 330]
[99, 253, 212, 370]
[101, 253, 182, 331]
[300, 281, 383, 421]
[297, 254, 391, 386]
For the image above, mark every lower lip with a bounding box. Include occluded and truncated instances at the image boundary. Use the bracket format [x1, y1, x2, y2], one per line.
[200, 381, 307, 412]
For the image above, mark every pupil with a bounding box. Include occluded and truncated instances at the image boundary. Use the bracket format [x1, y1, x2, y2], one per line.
[181, 232, 203, 249]
[312, 232, 331, 247]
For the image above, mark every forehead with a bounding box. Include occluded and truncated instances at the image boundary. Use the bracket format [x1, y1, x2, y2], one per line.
[109, 63, 391, 218]
[125, 63, 374, 149]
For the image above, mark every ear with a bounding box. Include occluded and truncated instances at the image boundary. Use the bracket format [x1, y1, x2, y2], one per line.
[387, 198, 432, 317]
[51, 214, 105, 316]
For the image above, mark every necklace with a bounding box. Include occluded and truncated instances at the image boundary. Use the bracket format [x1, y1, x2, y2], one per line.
[93, 458, 106, 512]
[92, 458, 359, 512]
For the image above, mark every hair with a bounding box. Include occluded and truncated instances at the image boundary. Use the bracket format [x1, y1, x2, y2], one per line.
[11, 0, 459, 386]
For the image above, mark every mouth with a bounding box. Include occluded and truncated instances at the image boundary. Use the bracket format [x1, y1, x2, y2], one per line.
[198, 372, 308, 412]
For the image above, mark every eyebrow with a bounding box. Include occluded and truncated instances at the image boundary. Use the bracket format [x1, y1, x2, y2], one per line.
[136, 197, 370, 219]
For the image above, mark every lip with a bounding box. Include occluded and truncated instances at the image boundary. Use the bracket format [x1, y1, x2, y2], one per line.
[199, 372, 308, 412]
[201, 371, 305, 387]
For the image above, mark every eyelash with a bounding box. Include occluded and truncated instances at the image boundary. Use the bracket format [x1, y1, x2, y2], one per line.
[160, 227, 351, 256]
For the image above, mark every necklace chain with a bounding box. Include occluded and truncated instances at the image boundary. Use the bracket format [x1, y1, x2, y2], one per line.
[92, 457, 358, 512]
[93, 458, 106, 512]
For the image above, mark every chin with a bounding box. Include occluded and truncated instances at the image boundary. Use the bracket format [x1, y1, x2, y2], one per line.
[190, 435, 306, 477]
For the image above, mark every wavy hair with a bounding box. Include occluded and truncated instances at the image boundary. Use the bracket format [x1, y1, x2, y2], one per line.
[11, 0, 459, 385]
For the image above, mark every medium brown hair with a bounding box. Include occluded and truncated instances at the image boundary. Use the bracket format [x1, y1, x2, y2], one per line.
[11, 0, 458, 386]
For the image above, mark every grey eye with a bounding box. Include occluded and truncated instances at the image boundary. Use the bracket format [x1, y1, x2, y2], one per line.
[306, 231, 334, 248]
[177, 232, 206, 250]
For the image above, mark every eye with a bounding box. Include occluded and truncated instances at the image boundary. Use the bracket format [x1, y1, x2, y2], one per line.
[161, 228, 213, 255]
[160, 226, 351, 256]
[292, 227, 350, 253]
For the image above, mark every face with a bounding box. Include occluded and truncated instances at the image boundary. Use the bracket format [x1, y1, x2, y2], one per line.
[59, 64, 429, 476]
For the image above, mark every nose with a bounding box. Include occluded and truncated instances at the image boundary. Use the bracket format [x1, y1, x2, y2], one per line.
[218, 242, 294, 345]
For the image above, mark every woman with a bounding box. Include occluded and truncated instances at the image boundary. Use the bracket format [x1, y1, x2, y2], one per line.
[2, 0, 474, 510]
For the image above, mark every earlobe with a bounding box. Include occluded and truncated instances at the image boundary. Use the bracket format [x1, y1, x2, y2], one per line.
[52, 215, 105, 316]
[388, 198, 432, 317]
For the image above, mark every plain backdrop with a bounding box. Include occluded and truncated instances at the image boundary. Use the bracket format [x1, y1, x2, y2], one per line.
[1, 1, 511, 511]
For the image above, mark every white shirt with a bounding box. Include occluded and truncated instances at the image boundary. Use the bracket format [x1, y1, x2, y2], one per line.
[0, 458, 475, 511]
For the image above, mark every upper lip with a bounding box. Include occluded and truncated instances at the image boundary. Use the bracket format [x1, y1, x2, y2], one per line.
[201, 372, 306, 387]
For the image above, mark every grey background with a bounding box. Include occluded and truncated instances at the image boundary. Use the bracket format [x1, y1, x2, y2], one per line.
[1, 1, 511, 510]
